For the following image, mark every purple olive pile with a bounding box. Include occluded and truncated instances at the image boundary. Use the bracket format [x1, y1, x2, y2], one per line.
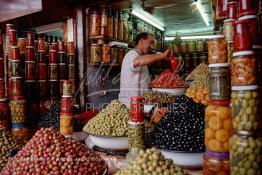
[1, 128, 106, 175]
[152, 95, 205, 152]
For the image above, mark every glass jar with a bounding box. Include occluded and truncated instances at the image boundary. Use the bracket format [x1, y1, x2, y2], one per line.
[208, 35, 228, 63]
[60, 98, 73, 113]
[231, 85, 260, 132]
[25, 61, 36, 81]
[187, 40, 196, 53]
[9, 29, 17, 46]
[239, 15, 260, 45]
[25, 46, 34, 61]
[37, 52, 46, 63]
[208, 63, 231, 100]
[205, 100, 232, 152]
[130, 96, 144, 123]
[106, 6, 113, 38]
[49, 50, 57, 63]
[203, 150, 230, 175]
[90, 10, 101, 37]
[118, 11, 124, 41]
[9, 97, 26, 124]
[233, 19, 252, 51]
[68, 64, 75, 79]
[8, 77, 24, 97]
[128, 120, 145, 151]
[110, 47, 118, 64]
[230, 133, 262, 175]
[90, 44, 101, 64]
[66, 42, 75, 55]
[199, 53, 207, 63]
[196, 40, 204, 52]
[9, 60, 22, 77]
[11, 46, 20, 60]
[238, 0, 255, 17]
[18, 38, 26, 54]
[118, 48, 124, 65]
[113, 10, 118, 40]
[192, 53, 198, 67]
[49, 80, 59, 97]
[102, 44, 110, 64]
[231, 51, 257, 86]
[227, 1, 238, 19]
[180, 41, 188, 54]
[218, 0, 228, 17]
[227, 41, 234, 63]
[37, 63, 47, 80]
[48, 63, 58, 80]
[58, 63, 67, 80]
[60, 112, 73, 136]
[61, 80, 72, 98]
[223, 19, 235, 41]
[123, 20, 128, 42]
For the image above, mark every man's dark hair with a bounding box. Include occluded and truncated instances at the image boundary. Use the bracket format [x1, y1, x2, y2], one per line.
[134, 32, 151, 45]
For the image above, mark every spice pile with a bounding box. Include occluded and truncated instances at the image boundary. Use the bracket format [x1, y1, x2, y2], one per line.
[0, 127, 25, 171]
[151, 69, 188, 88]
[143, 91, 174, 104]
[152, 95, 205, 152]
[1, 128, 106, 174]
[185, 63, 208, 81]
[116, 147, 188, 175]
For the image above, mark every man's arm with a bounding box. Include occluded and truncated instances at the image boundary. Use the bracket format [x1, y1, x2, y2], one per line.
[133, 53, 165, 68]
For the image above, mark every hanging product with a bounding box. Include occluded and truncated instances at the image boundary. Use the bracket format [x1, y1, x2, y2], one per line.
[208, 35, 228, 63]
[90, 9, 101, 37]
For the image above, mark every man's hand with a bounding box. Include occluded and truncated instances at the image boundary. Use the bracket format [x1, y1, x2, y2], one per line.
[164, 48, 174, 60]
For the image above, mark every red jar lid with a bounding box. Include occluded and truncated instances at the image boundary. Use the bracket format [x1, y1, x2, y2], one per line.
[131, 96, 144, 101]
[26, 46, 34, 49]
[209, 100, 230, 106]
[233, 19, 250, 25]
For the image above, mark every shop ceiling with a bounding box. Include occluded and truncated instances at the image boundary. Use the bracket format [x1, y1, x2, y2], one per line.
[0, 0, 213, 36]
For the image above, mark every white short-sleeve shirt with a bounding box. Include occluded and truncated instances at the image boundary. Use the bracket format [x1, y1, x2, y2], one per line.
[118, 49, 150, 108]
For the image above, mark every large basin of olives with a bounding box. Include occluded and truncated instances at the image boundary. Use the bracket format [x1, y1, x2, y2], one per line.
[87, 134, 128, 150]
[160, 149, 204, 169]
[152, 88, 186, 96]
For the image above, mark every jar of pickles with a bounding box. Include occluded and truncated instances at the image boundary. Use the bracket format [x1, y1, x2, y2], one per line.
[9, 77, 24, 97]
[90, 10, 101, 37]
[208, 63, 231, 100]
[180, 41, 188, 54]
[203, 150, 230, 175]
[102, 44, 110, 64]
[231, 51, 257, 86]
[196, 40, 204, 52]
[231, 86, 260, 132]
[208, 35, 228, 63]
[60, 112, 73, 136]
[227, 41, 234, 63]
[205, 100, 232, 152]
[187, 40, 196, 53]
[230, 133, 262, 175]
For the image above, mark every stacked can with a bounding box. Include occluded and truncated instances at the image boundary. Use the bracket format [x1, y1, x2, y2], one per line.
[58, 41, 68, 97]
[203, 35, 232, 175]
[49, 42, 59, 100]
[66, 42, 76, 97]
[230, 1, 262, 174]
[60, 80, 73, 137]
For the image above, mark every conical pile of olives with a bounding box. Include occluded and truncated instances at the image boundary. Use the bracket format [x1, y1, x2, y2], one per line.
[116, 147, 188, 175]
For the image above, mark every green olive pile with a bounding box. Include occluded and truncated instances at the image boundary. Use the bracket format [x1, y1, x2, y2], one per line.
[0, 127, 25, 171]
[185, 62, 208, 81]
[231, 90, 260, 132]
[83, 100, 129, 136]
[230, 134, 262, 175]
[116, 147, 188, 175]
[143, 91, 174, 104]
[1, 128, 106, 174]
[190, 73, 209, 89]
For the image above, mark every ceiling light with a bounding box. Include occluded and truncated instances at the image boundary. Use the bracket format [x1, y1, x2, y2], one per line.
[195, 0, 210, 26]
[131, 9, 165, 31]
[165, 35, 217, 41]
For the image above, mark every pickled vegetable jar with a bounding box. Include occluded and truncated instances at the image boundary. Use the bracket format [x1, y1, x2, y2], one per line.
[90, 10, 101, 37]
[203, 150, 230, 175]
[231, 86, 260, 132]
[239, 15, 260, 45]
[9, 77, 24, 97]
[208, 63, 231, 100]
[231, 51, 257, 86]
[227, 41, 234, 63]
[208, 35, 228, 63]
[187, 40, 196, 53]
[90, 44, 101, 64]
[196, 40, 204, 52]
[205, 100, 232, 152]
[180, 41, 188, 54]
[230, 133, 262, 175]
[233, 19, 252, 51]
[9, 97, 26, 124]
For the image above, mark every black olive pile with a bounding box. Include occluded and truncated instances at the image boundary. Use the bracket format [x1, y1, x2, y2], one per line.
[152, 95, 205, 152]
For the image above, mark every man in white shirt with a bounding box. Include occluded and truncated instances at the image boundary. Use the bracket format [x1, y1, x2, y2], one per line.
[119, 32, 173, 108]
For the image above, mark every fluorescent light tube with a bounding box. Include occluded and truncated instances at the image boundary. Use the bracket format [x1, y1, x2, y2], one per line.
[195, 1, 209, 26]
[131, 10, 165, 31]
[165, 35, 217, 40]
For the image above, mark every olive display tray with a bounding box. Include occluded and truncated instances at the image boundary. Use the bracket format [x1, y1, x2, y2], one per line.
[160, 149, 204, 169]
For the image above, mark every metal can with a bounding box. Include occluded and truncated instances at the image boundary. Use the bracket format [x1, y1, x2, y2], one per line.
[11, 46, 20, 60]
[49, 80, 59, 97]
[60, 112, 73, 136]
[208, 63, 231, 100]
[59, 63, 68, 80]
[58, 40, 65, 53]
[208, 35, 228, 63]
[58, 53, 67, 63]
[10, 60, 22, 77]
[66, 42, 75, 55]
[8, 29, 17, 46]
[118, 48, 124, 65]
[26, 33, 34, 46]
[0, 79, 6, 98]
[68, 64, 75, 79]
[223, 19, 235, 41]
[67, 55, 75, 64]
[102, 44, 110, 64]
[90, 44, 101, 64]
[37, 63, 47, 80]
[9, 97, 26, 124]
[196, 40, 204, 52]
[38, 80, 47, 98]
[8, 77, 24, 97]
[0, 98, 10, 121]
[25, 46, 34, 61]
[18, 38, 27, 53]
[62, 80, 72, 97]
[37, 52, 46, 63]
[110, 47, 118, 64]
[48, 63, 58, 80]
[49, 50, 57, 63]
[25, 61, 36, 80]
[38, 38, 45, 52]
[0, 58, 4, 78]
[187, 40, 196, 53]
[60, 97, 73, 113]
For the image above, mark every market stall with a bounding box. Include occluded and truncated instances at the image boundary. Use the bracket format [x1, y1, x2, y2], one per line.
[0, 0, 261, 175]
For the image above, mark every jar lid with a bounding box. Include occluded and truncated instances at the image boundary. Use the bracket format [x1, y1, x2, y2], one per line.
[91, 43, 100, 46]
[0, 98, 8, 102]
[208, 63, 229, 68]
[68, 64, 75, 67]
[131, 96, 144, 101]
[209, 100, 230, 106]
[26, 46, 34, 48]
[232, 85, 259, 91]
[237, 130, 253, 136]
[9, 96, 25, 100]
[58, 51, 66, 54]
[59, 63, 67, 66]
[66, 41, 74, 44]
[252, 45, 262, 49]
[10, 77, 23, 80]
[38, 50, 46, 53]
[227, 1, 237, 5]
[51, 43, 58, 45]
[128, 120, 144, 125]
[18, 37, 26, 40]
[62, 95, 73, 98]
[49, 50, 57, 52]
[208, 35, 224, 39]
[67, 53, 75, 56]
[11, 46, 18, 49]
[238, 15, 257, 20]
[12, 123, 26, 129]
[205, 149, 229, 160]
[224, 19, 235, 22]
[233, 50, 254, 57]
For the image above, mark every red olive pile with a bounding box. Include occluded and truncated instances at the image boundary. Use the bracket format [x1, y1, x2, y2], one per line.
[1, 128, 106, 175]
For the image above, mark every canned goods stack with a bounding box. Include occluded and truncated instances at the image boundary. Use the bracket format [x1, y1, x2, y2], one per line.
[229, 1, 262, 174]
[58, 40, 68, 96]
[60, 80, 74, 137]
[203, 35, 232, 175]
[66, 42, 76, 97]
